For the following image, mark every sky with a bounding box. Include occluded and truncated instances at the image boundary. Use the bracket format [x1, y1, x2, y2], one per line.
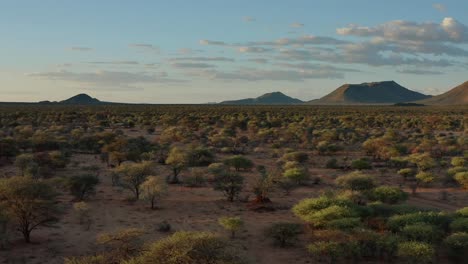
[1, 0, 468, 103]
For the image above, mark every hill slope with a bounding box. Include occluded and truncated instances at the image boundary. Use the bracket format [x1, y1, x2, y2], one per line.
[413, 81, 468, 105]
[220, 92, 303, 105]
[60, 94, 102, 105]
[308, 81, 430, 105]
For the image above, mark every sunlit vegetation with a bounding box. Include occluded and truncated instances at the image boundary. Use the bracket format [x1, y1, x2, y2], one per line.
[0, 104, 466, 263]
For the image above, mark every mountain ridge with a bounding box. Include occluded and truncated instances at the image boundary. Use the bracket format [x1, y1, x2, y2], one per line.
[308, 81, 431, 105]
[219, 91, 303, 105]
[412, 81, 468, 105]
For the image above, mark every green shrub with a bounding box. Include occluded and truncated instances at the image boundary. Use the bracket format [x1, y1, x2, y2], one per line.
[304, 205, 357, 228]
[401, 224, 443, 243]
[455, 207, 468, 217]
[335, 171, 375, 192]
[351, 158, 372, 170]
[131, 231, 246, 264]
[326, 217, 361, 230]
[308, 241, 346, 262]
[450, 218, 468, 232]
[397, 241, 434, 263]
[454, 171, 468, 189]
[443, 232, 468, 260]
[387, 211, 451, 232]
[368, 186, 408, 204]
[451, 157, 466, 167]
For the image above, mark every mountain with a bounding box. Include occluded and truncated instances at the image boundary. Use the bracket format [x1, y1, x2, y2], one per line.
[412, 81, 468, 105]
[308, 81, 431, 105]
[219, 92, 303, 105]
[60, 94, 101, 105]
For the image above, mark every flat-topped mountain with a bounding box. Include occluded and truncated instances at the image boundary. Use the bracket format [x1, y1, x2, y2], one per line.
[219, 91, 303, 105]
[308, 81, 431, 105]
[60, 94, 102, 105]
[413, 81, 468, 105]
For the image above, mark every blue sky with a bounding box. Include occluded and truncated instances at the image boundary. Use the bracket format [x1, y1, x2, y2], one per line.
[1, 0, 467, 103]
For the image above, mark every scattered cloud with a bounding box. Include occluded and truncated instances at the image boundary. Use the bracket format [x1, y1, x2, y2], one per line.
[243, 16, 255, 22]
[169, 56, 235, 62]
[396, 69, 445, 75]
[277, 62, 361, 72]
[68, 47, 93, 51]
[199, 39, 229, 46]
[432, 3, 446, 12]
[195, 68, 344, 81]
[238, 46, 272, 53]
[178, 48, 195, 54]
[27, 70, 184, 88]
[129, 43, 160, 52]
[171, 62, 215, 68]
[248, 58, 268, 64]
[337, 17, 468, 43]
[290, 22, 304, 28]
[86, 61, 140, 65]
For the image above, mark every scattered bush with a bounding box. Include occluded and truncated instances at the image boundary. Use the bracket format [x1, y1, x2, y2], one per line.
[265, 222, 302, 247]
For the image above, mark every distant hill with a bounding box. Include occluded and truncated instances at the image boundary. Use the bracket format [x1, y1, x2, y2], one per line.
[412, 81, 468, 105]
[219, 92, 303, 105]
[60, 94, 102, 105]
[308, 81, 431, 105]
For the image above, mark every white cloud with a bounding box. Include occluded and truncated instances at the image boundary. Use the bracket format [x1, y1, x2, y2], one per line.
[432, 3, 446, 12]
[337, 17, 468, 43]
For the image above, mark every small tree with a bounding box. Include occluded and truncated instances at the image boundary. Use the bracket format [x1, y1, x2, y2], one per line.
[398, 168, 416, 182]
[223, 155, 254, 172]
[66, 174, 100, 201]
[115, 161, 154, 200]
[411, 171, 436, 194]
[213, 171, 244, 202]
[218, 216, 244, 238]
[140, 176, 168, 209]
[265, 222, 302, 247]
[407, 153, 436, 171]
[283, 167, 309, 185]
[252, 168, 276, 203]
[0, 176, 59, 243]
[165, 146, 188, 184]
